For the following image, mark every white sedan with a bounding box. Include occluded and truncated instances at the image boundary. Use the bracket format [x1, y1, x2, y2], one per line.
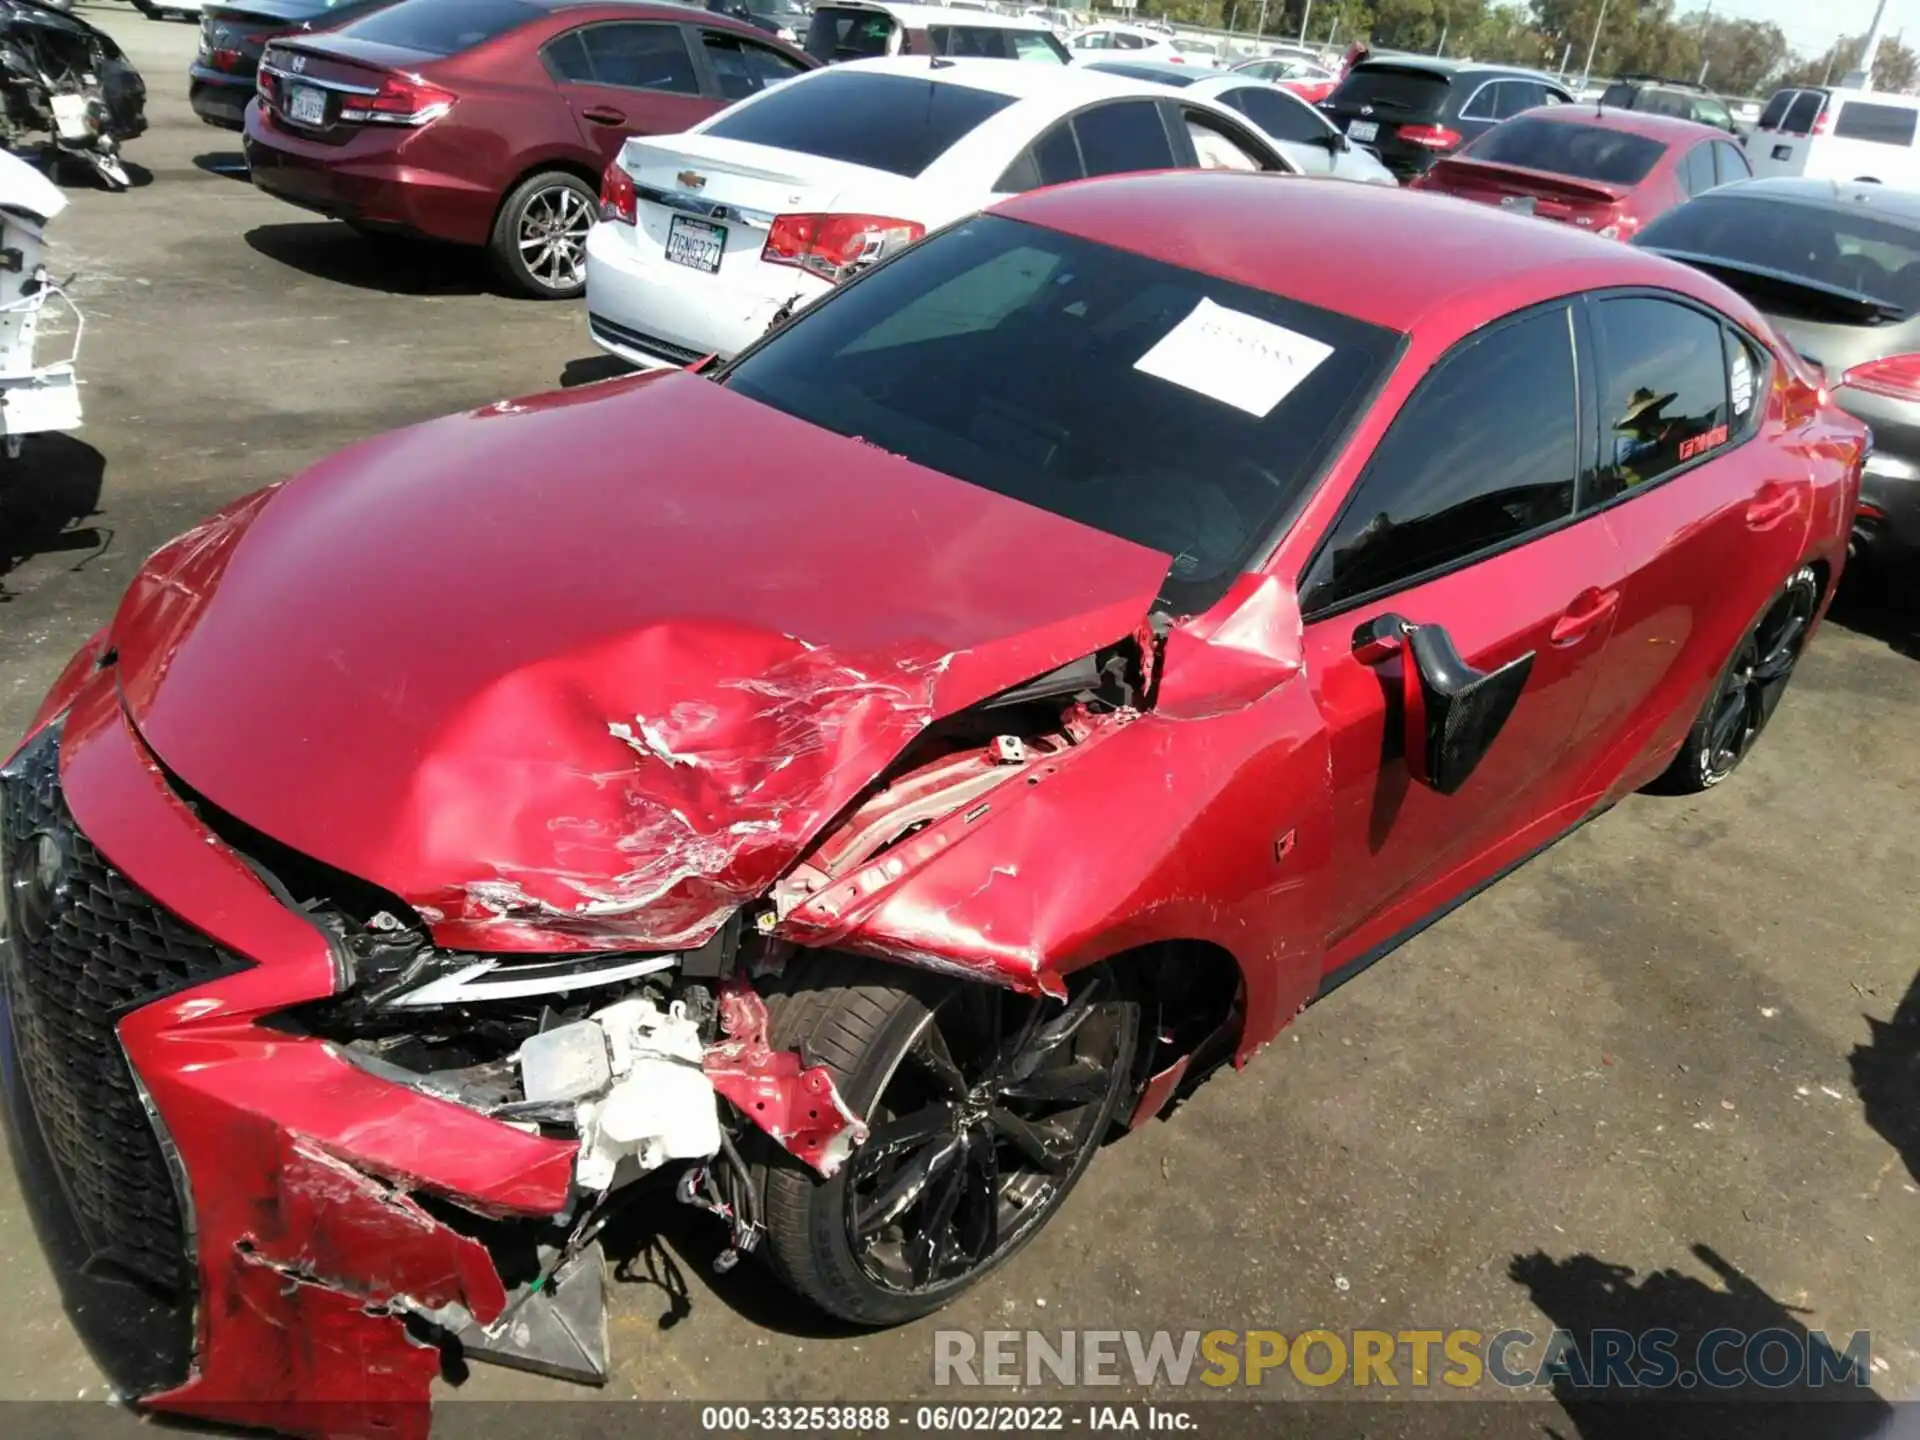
[584, 58, 1302, 369]
[1064, 23, 1205, 66]
[1083, 58, 1396, 184]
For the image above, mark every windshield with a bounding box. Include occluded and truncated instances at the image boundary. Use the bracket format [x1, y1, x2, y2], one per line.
[1636, 194, 1920, 318]
[340, 0, 536, 53]
[1463, 115, 1666, 185]
[719, 216, 1400, 611]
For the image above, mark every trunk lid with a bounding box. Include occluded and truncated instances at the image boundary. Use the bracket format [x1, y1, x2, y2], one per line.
[111, 371, 1172, 955]
[1420, 156, 1626, 227]
[257, 35, 440, 137]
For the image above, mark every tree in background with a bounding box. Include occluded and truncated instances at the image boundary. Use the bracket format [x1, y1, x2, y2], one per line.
[1777, 32, 1920, 92]
[1689, 12, 1789, 94]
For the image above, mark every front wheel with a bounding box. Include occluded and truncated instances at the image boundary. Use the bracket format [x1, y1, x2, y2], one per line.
[489, 171, 595, 299]
[1649, 564, 1820, 794]
[759, 955, 1138, 1327]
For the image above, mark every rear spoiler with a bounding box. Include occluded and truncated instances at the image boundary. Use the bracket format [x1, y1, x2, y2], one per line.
[1426, 155, 1627, 206]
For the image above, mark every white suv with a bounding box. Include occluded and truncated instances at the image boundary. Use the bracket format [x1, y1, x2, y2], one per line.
[1749, 86, 1920, 187]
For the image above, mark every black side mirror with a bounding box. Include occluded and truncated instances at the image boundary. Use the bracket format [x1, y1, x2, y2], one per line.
[1318, 130, 1350, 154]
[1355, 615, 1536, 796]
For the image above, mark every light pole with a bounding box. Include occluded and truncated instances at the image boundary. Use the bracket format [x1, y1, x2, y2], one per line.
[1579, 0, 1612, 92]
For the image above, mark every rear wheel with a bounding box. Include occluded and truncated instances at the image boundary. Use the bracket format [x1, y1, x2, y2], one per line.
[760, 955, 1138, 1327]
[1649, 565, 1820, 794]
[489, 171, 594, 299]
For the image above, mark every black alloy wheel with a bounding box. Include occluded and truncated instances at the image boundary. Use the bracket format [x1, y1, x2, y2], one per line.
[760, 956, 1138, 1326]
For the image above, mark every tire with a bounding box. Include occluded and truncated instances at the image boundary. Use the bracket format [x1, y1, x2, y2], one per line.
[759, 953, 1139, 1327]
[488, 171, 595, 299]
[1647, 564, 1821, 794]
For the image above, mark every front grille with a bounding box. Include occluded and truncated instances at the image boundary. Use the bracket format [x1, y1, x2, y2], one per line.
[590, 313, 704, 367]
[0, 727, 248, 1298]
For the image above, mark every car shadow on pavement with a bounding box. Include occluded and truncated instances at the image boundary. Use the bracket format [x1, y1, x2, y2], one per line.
[192, 151, 251, 182]
[601, 1196, 869, 1341]
[560, 354, 635, 388]
[244, 222, 495, 297]
[1827, 579, 1920, 662]
[1508, 1243, 1888, 1439]
[0, 433, 109, 598]
[1850, 968, 1920, 1188]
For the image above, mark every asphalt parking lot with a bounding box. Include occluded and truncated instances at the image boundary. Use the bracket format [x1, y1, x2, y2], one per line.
[3, 8, 1920, 1432]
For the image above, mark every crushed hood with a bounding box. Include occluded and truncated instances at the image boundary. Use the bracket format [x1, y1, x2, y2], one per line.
[111, 372, 1171, 951]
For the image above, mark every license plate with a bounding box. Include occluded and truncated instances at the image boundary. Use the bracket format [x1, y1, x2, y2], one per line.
[289, 83, 326, 126]
[665, 214, 726, 275]
[1499, 195, 1537, 215]
[1347, 119, 1378, 143]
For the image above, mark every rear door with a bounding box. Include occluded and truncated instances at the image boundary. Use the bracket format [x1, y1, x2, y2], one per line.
[1301, 302, 1627, 963]
[1751, 87, 1825, 177]
[1574, 293, 1807, 795]
[544, 21, 713, 165]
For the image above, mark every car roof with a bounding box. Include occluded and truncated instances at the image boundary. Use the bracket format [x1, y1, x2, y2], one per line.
[1538, 104, 1734, 144]
[1084, 57, 1201, 85]
[1698, 175, 1920, 224]
[1351, 56, 1561, 83]
[836, 54, 1161, 102]
[994, 170, 1753, 336]
[811, 1, 1054, 27]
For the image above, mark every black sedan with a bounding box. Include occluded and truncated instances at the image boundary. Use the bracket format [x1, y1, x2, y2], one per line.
[1636, 177, 1920, 586]
[189, 0, 396, 130]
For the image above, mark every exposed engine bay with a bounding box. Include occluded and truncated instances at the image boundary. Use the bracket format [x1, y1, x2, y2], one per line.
[0, 0, 146, 189]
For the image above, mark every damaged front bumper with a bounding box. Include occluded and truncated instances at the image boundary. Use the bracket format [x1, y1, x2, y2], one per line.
[0, 683, 865, 1439]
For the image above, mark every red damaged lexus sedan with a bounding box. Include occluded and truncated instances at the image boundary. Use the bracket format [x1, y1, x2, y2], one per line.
[0, 176, 1863, 1434]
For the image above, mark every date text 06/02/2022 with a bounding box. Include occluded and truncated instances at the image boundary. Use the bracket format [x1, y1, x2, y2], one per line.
[699, 1405, 1195, 1431]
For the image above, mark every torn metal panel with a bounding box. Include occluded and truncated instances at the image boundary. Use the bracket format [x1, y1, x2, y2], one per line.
[104, 372, 1172, 953]
[704, 977, 868, 1176]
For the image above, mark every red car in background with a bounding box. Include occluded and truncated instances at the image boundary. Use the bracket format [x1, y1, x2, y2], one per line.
[1230, 53, 1336, 104]
[243, 0, 817, 296]
[1411, 104, 1752, 242]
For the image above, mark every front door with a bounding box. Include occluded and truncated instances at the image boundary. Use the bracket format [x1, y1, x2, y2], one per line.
[1300, 302, 1627, 965]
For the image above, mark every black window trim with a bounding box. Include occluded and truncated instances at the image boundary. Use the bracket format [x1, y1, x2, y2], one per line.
[1572, 284, 1774, 517]
[1297, 295, 1585, 622]
[540, 19, 707, 97]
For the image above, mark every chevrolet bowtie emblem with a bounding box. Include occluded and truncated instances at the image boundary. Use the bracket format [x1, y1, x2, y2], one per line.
[678, 170, 707, 190]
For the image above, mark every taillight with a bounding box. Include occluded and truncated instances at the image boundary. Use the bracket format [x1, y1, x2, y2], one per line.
[1813, 106, 1832, 134]
[1840, 353, 1920, 403]
[1597, 215, 1641, 241]
[762, 212, 926, 283]
[1398, 123, 1463, 150]
[339, 72, 454, 126]
[600, 161, 636, 225]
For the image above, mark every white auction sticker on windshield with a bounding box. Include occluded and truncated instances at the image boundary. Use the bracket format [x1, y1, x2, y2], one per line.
[1731, 346, 1754, 415]
[1133, 298, 1333, 418]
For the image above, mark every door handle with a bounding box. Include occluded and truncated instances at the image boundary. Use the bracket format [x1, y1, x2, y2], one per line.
[1745, 483, 1798, 531]
[1550, 586, 1619, 646]
[582, 105, 626, 125]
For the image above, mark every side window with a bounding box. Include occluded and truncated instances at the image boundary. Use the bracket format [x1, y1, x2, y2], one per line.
[571, 23, 700, 94]
[1114, 31, 1147, 50]
[1303, 306, 1579, 612]
[1072, 31, 1107, 50]
[1680, 142, 1717, 196]
[995, 118, 1082, 192]
[1540, 86, 1570, 105]
[1219, 85, 1327, 145]
[701, 31, 807, 101]
[1833, 101, 1920, 147]
[1588, 297, 1733, 507]
[1009, 30, 1065, 63]
[1459, 81, 1501, 121]
[1714, 140, 1752, 184]
[1495, 81, 1541, 119]
[544, 29, 592, 81]
[1072, 100, 1175, 178]
[1182, 108, 1274, 171]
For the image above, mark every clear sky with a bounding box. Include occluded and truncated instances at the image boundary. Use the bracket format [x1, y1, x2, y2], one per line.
[1719, 0, 1898, 56]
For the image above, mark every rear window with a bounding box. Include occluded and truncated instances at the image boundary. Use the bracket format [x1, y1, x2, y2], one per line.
[1464, 115, 1666, 185]
[1327, 64, 1450, 120]
[1833, 100, 1919, 147]
[1636, 194, 1920, 319]
[1757, 89, 1796, 130]
[720, 214, 1399, 612]
[929, 25, 1069, 62]
[805, 6, 894, 62]
[1781, 89, 1826, 135]
[340, 0, 537, 54]
[704, 70, 1015, 177]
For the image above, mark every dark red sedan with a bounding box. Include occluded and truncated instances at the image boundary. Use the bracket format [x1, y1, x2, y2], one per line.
[243, 0, 817, 296]
[1, 175, 1862, 1436]
[1411, 104, 1753, 241]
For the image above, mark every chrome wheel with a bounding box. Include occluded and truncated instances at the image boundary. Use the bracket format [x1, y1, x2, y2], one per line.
[1700, 567, 1819, 785]
[516, 184, 590, 292]
[844, 975, 1131, 1296]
